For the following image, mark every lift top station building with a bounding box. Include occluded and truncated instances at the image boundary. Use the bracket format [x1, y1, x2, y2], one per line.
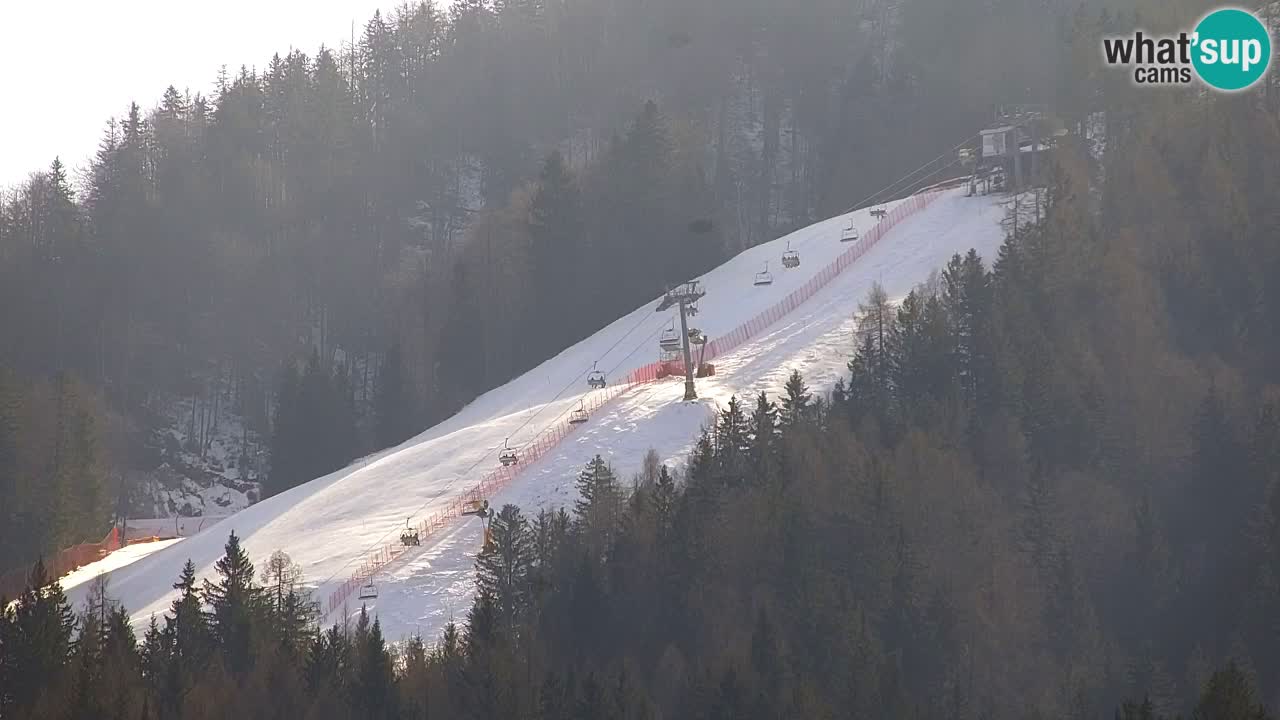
[970, 104, 1056, 194]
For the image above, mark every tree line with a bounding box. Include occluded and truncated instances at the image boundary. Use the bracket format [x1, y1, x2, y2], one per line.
[0, 0, 1111, 562]
[10, 94, 1280, 710]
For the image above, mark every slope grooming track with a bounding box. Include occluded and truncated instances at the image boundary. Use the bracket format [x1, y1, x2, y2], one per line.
[66, 185, 1011, 642]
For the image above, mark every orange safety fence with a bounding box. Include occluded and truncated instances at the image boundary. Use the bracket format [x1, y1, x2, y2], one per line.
[321, 186, 947, 619]
[0, 527, 122, 601]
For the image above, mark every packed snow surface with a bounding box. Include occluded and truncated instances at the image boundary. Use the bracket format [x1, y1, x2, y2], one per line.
[60, 540, 185, 595]
[68, 188, 1009, 641]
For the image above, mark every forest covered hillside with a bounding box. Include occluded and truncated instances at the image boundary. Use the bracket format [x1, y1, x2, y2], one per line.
[0, 0, 1114, 569]
[8, 84, 1280, 716]
[7, 0, 1280, 717]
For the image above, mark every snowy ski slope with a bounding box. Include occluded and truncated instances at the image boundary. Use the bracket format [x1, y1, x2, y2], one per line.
[66, 187, 1009, 641]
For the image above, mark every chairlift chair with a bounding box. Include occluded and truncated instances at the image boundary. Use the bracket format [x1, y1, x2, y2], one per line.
[658, 323, 681, 352]
[358, 580, 378, 600]
[781, 241, 800, 269]
[587, 362, 607, 389]
[401, 519, 421, 547]
[840, 219, 859, 242]
[499, 439, 518, 467]
[568, 401, 589, 425]
[753, 261, 774, 287]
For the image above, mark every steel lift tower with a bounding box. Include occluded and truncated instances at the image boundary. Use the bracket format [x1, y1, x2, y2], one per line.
[656, 281, 706, 401]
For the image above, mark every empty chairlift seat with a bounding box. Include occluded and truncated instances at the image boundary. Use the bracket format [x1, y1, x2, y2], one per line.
[840, 219, 859, 242]
[753, 262, 774, 286]
[569, 402, 589, 425]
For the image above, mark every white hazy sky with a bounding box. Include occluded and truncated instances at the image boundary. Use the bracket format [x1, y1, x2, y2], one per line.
[0, 0, 414, 190]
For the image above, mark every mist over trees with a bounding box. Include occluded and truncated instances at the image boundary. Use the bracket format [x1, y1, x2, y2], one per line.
[0, 0, 1097, 529]
[6, 0, 1280, 715]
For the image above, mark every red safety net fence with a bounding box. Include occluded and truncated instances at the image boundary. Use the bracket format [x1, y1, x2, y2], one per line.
[323, 357, 672, 617]
[321, 186, 947, 619]
[703, 188, 944, 363]
[0, 527, 122, 601]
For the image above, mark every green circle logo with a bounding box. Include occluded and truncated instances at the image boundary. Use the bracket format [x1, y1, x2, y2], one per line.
[1192, 8, 1271, 91]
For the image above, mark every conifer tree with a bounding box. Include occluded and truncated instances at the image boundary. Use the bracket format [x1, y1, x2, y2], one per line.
[6, 561, 76, 714]
[575, 456, 621, 554]
[780, 371, 811, 428]
[202, 531, 265, 673]
[354, 616, 396, 720]
[475, 504, 536, 637]
[652, 465, 677, 541]
[748, 391, 780, 475]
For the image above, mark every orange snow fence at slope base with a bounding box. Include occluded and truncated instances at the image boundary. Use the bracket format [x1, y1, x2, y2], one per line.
[0, 527, 122, 600]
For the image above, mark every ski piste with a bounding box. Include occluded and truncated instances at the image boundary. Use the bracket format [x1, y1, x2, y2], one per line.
[66, 184, 1010, 643]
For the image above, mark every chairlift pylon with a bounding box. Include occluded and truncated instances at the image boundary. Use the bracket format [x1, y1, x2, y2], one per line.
[781, 240, 800, 269]
[753, 261, 774, 287]
[587, 362, 607, 389]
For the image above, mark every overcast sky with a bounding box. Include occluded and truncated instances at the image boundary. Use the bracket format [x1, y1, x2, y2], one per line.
[0, 0, 410, 190]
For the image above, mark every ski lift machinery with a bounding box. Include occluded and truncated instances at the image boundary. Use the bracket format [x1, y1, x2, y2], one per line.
[753, 261, 774, 286]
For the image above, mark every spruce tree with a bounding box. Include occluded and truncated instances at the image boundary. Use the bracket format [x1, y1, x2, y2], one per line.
[202, 531, 264, 673]
[354, 617, 396, 720]
[475, 504, 535, 637]
[713, 396, 749, 487]
[780, 371, 811, 428]
[575, 456, 621, 554]
[652, 465, 677, 541]
[7, 561, 76, 713]
[748, 391, 781, 486]
[166, 559, 209, 667]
